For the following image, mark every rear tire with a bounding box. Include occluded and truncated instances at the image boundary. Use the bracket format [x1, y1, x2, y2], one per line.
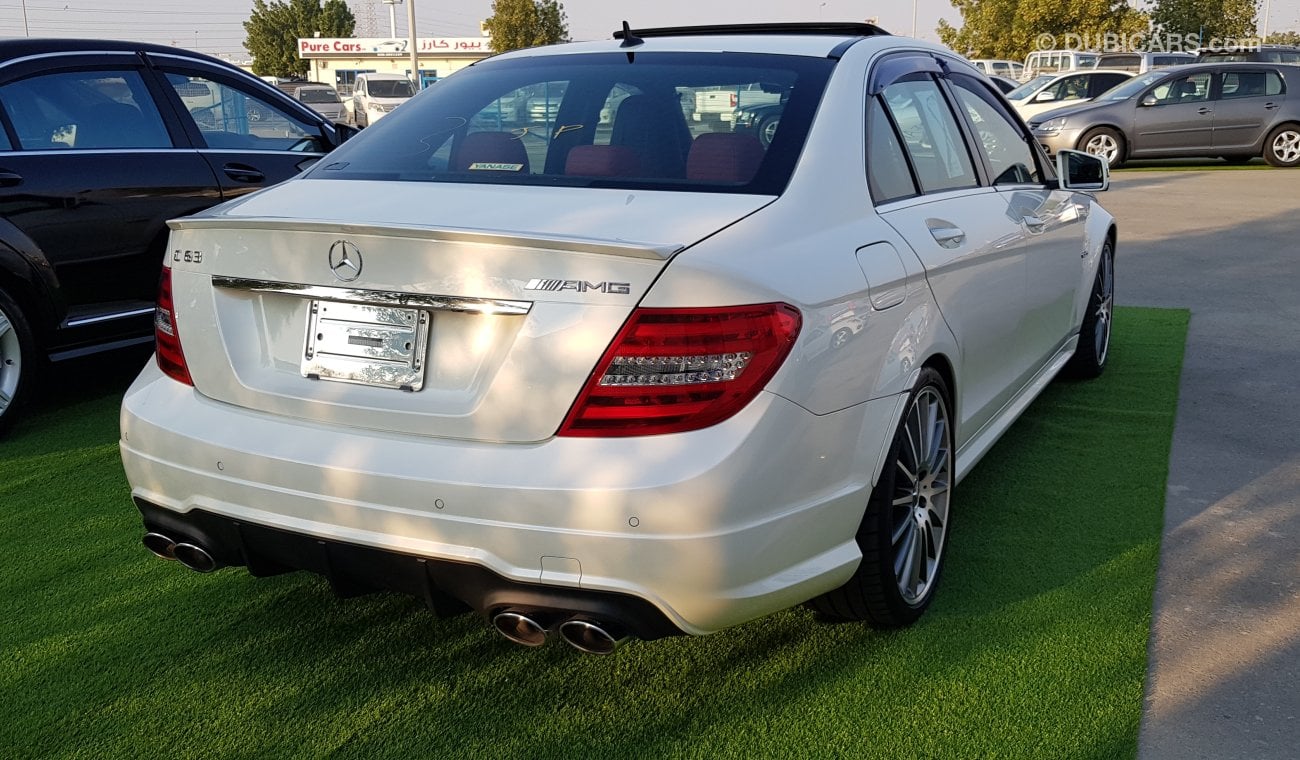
[1079, 127, 1125, 169]
[810, 367, 953, 628]
[1263, 124, 1300, 167]
[1064, 240, 1114, 379]
[757, 114, 781, 147]
[0, 287, 37, 435]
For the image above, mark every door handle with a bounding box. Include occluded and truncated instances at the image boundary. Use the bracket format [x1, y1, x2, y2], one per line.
[1197, 107, 1213, 115]
[222, 163, 266, 183]
[928, 225, 966, 249]
[1264, 102, 1280, 110]
[0, 170, 22, 187]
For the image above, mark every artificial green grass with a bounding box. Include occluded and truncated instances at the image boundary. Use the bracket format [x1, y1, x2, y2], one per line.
[0, 307, 1188, 759]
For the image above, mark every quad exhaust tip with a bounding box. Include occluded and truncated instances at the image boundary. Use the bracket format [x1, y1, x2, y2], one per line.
[492, 610, 550, 647]
[142, 532, 177, 560]
[172, 542, 218, 573]
[558, 618, 629, 655]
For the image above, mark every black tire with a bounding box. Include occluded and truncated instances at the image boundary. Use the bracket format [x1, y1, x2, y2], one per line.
[1263, 124, 1300, 168]
[0, 287, 37, 435]
[810, 367, 954, 628]
[1064, 240, 1114, 379]
[1078, 127, 1125, 169]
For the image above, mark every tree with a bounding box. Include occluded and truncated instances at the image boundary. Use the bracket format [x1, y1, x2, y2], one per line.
[244, 0, 356, 78]
[1266, 30, 1300, 46]
[938, 0, 1148, 61]
[483, 0, 569, 54]
[1149, 0, 1257, 41]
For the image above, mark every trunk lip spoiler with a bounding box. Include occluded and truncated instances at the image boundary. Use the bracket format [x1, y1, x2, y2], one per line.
[211, 277, 532, 316]
[167, 217, 684, 261]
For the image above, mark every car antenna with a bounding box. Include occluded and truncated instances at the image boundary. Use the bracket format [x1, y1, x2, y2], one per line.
[618, 21, 643, 62]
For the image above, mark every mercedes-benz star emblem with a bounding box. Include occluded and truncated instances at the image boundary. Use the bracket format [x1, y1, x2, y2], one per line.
[328, 240, 363, 282]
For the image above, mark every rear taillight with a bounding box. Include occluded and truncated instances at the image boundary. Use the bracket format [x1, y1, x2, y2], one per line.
[559, 303, 801, 437]
[155, 266, 193, 386]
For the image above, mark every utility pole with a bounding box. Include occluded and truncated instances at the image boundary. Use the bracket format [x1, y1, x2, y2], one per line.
[407, 0, 421, 91]
[383, 0, 403, 39]
[21, 0, 29, 36]
[912, 0, 918, 38]
[1262, 0, 1272, 41]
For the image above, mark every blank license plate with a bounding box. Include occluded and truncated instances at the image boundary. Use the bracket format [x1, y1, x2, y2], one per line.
[302, 301, 430, 391]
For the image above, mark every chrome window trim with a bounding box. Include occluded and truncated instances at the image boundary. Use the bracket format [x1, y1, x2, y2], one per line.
[0, 50, 140, 70]
[212, 277, 533, 316]
[65, 307, 157, 327]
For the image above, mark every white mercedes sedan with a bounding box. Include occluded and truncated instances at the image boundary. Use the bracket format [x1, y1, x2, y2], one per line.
[121, 23, 1116, 655]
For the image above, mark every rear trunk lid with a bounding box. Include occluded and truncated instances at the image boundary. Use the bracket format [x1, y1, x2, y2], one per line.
[166, 179, 772, 443]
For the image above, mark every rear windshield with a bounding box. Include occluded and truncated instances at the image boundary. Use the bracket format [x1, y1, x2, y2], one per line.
[298, 88, 341, 104]
[310, 52, 835, 195]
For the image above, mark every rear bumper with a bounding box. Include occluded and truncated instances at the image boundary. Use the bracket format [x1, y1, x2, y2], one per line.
[120, 362, 903, 635]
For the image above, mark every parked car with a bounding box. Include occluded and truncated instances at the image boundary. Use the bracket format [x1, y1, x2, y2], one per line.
[693, 83, 782, 123]
[288, 83, 348, 123]
[970, 59, 1025, 80]
[1197, 45, 1300, 64]
[1094, 51, 1195, 73]
[1008, 69, 1134, 119]
[1029, 62, 1300, 168]
[988, 75, 1021, 94]
[1024, 50, 1100, 79]
[0, 38, 356, 433]
[121, 23, 1115, 654]
[352, 72, 415, 127]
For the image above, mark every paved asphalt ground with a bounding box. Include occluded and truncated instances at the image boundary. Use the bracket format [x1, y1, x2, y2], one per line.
[1106, 170, 1300, 759]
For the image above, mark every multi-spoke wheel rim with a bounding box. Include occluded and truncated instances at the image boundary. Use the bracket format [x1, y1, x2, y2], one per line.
[1085, 134, 1119, 164]
[890, 386, 952, 606]
[1094, 248, 1114, 364]
[1272, 130, 1300, 164]
[761, 118, 780, 146]
[0, 304, 20, 415]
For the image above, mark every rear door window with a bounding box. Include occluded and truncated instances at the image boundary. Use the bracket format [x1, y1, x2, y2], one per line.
[880, 76, 978, 194]
[163, 71, 324, 152]
[950, 75, 1040, 186]
[0, 69, 171, 150]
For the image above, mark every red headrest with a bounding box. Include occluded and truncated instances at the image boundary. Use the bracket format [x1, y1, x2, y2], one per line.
[686, 133, 765, 183]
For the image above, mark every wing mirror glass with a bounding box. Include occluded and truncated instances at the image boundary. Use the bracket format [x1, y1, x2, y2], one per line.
[1035, 90, 1058, 103]
[1056, 149, 1109, 192]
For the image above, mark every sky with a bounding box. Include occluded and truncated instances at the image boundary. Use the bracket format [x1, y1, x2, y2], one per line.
[3, 0, 1299, 61]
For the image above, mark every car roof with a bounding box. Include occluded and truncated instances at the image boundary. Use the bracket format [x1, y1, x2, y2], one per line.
[490, 22, 898, 61]
[0, 37, 232, 68]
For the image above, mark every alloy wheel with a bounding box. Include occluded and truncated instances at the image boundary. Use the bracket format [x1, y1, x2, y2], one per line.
[1272, 130, 1300, 164]
[1093, 248, 1114, 365]
[0, 304, 20, 415]
[1085, 133, 1120, 164]
[890, 386, 952, 605]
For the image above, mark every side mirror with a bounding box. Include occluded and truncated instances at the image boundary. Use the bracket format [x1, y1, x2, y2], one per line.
[330, 122, 361, 146]
[1056, 149, 1109, 192]
[1140, 94, 1158, 107]
[1035, 91, 1058, 103]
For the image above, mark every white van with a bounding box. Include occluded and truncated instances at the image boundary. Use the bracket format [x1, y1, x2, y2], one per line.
[352, 73, 415, 127]
[1023, 50, 1100, 79]
[970, 59, 1025, 80]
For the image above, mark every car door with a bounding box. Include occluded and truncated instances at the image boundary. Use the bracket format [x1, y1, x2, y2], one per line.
[0, 53, 221, 315]
[147, 55, 330, 199]
[1131, 71, 1216, 156]
[866, 62, 1030, 438]
[1212, 69, 1285, 150]
[947, 73, 1085, 373]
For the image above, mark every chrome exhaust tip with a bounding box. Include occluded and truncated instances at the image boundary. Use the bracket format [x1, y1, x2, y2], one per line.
[492, 610, 551, 647]
[172, 542, 218, 573]
[558, 618, 630, 655]
[142, 532, 177, 560]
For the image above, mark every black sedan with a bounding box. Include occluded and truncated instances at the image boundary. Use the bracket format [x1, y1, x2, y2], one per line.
[0, 39, 356, 432]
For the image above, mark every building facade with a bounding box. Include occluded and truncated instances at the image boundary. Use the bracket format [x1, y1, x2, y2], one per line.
[297, 36, 493, 98]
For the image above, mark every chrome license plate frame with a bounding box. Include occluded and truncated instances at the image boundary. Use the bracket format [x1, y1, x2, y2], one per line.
[301, 300, 430, 391]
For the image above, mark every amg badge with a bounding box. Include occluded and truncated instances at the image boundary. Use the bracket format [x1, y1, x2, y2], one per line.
[524, 279, 631, 295]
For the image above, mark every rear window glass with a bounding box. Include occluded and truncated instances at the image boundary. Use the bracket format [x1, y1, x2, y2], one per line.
[365, 79, 414, 98]
[310, 52, 835, 195]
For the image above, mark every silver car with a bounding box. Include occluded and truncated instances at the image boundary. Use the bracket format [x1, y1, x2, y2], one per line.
[1030, 63, 1300, 168]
